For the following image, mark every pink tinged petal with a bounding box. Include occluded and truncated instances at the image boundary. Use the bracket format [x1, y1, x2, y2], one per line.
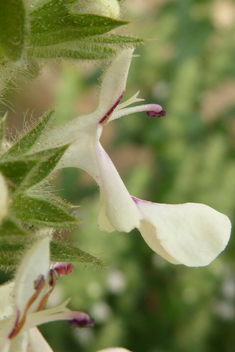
[133, 197, 231, 267]
[99, 90, 125, 124]
[98, 48, 134, 118]
[27, 328, 53, 352]
[32, 48, 135, 157]
[14, 237, 50, 317]
[96, 140, 140, 232]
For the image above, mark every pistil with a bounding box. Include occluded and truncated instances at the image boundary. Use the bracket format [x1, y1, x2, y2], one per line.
[110, 103, 166, 121]
[36, 269, 57, 312]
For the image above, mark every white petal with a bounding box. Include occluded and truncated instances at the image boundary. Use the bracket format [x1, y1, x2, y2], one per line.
[96, 138, 140, 232]
[0, 318, 13, 352]
[14, 237, 50, 316]
[98, 190, 115, 232]
[31, 49, 135, 158]
[0, 339, 10, 352]
[0, 172, 8, 224]
[133, 198, 231, 267]
[8, 331, 28, 352]
[0, 283, 14, 319]
[98, 48, 134, 120]
[55, 125, 101, 183]
[27, 328, 53, 352]
[30, 111, 97, 155]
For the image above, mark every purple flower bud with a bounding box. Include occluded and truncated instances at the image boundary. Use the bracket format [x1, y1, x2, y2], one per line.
[68, 312, 94, 328]
[147, 109, 166, 117]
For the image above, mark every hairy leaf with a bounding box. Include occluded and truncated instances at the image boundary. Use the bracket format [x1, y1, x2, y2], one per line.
[84, 34, 144, 44]
[0, 237, 106, 270]
[50, 240, 106, 268]
[0, 158, 38, 185]
[0, 0, 25, 60]
[4, 110, 54, 157]
[30, 0, 128, 46]
[28, 43, 116, 60]
[18, 145, 69, 190]
[1, 146, 68, 192]
[0, 218, 28, 236]
[12, 195, 80, 228]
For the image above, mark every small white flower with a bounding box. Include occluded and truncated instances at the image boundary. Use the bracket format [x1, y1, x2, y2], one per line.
[0, 237, 93, 352]
[30, 49, 231, 267]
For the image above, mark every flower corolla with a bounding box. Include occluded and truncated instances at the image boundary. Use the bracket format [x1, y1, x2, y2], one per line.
[0, 237, 93, 352]
[30, 48, 231, 267]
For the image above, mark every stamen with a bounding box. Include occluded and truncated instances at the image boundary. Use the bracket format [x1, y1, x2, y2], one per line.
[9, 274, 46, 339]
[52, 262, 74, 276]
[36, 269, 57, 312]
[109, 103, 166, 122]
[99, 90, 125, 124]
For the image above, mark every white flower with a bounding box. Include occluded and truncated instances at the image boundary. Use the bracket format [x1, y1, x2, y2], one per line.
[0, 172, 8, 224]
[0, 237, 93, 352]
[30, 48, 231, 267]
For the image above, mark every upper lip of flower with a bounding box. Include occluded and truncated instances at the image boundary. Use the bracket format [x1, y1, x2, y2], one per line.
[27, 48, 231, 267]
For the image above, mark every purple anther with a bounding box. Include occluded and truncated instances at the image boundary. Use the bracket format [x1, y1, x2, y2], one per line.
[68, 312, 94, 328]
[49, 269, 57, 286]
[52, 262, 74, 276]
[34, 274, 45, 290]
[99, 90, 126, 124]
[147, 109, 166, 118]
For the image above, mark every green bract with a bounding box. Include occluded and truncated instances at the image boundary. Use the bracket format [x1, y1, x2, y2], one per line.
[0, 110, 105, 270]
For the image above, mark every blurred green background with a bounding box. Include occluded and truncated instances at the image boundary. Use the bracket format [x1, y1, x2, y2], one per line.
[1, 0, 235, 351]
